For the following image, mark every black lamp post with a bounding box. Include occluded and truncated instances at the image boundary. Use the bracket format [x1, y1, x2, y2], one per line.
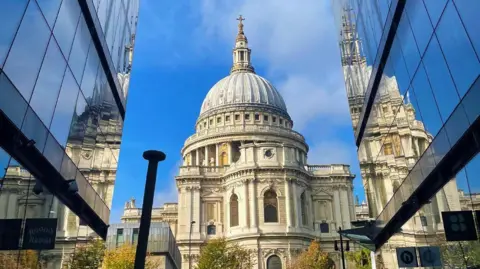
[335, 227, 349, 269]
[133, 150, 166, 269]
[189, 220, 196, 269]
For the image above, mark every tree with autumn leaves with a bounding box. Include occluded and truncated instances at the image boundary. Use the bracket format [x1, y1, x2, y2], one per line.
[63, 240, 159, 269]
[0, 250, 45, 269]
[287, 241, 334, 269]
[195, 238, 255, 269]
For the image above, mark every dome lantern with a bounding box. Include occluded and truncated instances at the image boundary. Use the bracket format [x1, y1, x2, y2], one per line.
[231, 15, 254, 74]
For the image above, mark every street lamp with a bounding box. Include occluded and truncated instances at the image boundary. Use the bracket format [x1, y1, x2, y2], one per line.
[189, 220, 196, 269]
[133, 150, 166, 269]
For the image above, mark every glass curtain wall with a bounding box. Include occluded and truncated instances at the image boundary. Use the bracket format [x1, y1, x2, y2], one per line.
[0, 0, 138, 268]
[334, 0, 480, 268]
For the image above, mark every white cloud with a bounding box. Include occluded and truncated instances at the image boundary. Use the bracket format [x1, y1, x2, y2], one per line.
[195, 0, 351, 132]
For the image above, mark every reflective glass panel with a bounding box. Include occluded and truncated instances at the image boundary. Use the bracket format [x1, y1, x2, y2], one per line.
[453, 0, 480, 63]
[81, 45, 100, 101]
[3, 0, 51, 101]
[69, 15, 91, 83]
[30, 38, 67, 127]
[50, 69, 80, 146]
[405, 0, 433, 55]
[423, 0, 448, 28]
[43, 133, 64, 171]
[396, 12, 420, 78]
[0, 0, 29, 66]
[0, 72, 28, 128]
[36, 0, 62, 29]
[436, 1, 480, 97]
[411, 63, 442, 136]
[53, 0, 80, 57]
[21, 107, 48, 152]
[422, 36, 460, 122]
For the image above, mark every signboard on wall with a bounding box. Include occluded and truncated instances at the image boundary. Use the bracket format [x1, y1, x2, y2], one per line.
[0, 219, 22, 250]
[396, 247, 418, 268]
[442, 211, 477, 241]
[418, 246, 442, 267]
[22, 218, 57, 250]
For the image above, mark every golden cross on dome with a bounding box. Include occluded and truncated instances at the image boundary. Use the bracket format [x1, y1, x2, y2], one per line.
[237, 15, 245, 32]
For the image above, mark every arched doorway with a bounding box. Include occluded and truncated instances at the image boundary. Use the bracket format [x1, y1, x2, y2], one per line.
[267, 255, 282, 269]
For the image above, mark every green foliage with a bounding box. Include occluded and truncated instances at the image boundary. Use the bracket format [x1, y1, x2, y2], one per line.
[346, 248, 371, 269]
[441, 241, 480, 268]
[195, 238, 255, 269]
[287, 241, 334, 269]
[64, 239, 106, 269]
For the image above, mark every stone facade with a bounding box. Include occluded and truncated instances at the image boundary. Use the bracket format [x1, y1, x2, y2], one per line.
[126, 18, 354, 269]
[122, 198, 178, 237]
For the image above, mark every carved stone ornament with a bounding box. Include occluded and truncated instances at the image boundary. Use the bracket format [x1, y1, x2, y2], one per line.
[263, 148, 275, 159]
[262, 248, 286, 258]
[81, 150, 93, 160]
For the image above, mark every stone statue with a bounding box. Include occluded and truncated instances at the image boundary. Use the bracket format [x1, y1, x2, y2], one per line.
[209, 157, 215, 166]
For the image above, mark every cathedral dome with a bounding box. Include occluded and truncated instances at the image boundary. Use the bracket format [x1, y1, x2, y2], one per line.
[198, 15, 290, 119]
[199, 72, 288, 116]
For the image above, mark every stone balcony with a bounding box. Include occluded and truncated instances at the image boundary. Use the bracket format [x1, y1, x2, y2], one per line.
[305, 164, 353, 177]
[177, 166, 228, 177]
[184, 125, 305, 146]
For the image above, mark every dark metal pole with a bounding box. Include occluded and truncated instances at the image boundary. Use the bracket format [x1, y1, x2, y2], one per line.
[189, 220, 195, 269]
[339, 227, 346, 269]
[134, 150, 166, 269]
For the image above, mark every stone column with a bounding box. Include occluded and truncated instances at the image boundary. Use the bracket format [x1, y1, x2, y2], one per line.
[225, 191, 230, 232]
[285, 179, 292, 228]
[292, 181, 299, 228]
[196, 149, 200, 166]
[333, 190, 342, 229]
[243, 180, 249, 228]
[193, 187, 201, 236]
[340, 187, 350, 228]
[215, 144, 219, 166]
[249, 179, 258, 231]
[205, 146, 209, 166]
[305, 188, 312, 229]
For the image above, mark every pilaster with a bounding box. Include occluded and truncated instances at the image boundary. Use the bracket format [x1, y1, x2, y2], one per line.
[249, 178, 258, 232]
[292, 180, 299, 228]
[333, 190, 342, 229]
[242, 179, 249, 229]
[215, 144, 219, 166]
[285, 179, 292, 229]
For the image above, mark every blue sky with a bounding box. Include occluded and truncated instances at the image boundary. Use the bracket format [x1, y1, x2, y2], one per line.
[109, 0, 363, 222]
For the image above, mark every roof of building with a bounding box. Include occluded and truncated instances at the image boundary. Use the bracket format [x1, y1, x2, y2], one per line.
[198, 16, 289, 118]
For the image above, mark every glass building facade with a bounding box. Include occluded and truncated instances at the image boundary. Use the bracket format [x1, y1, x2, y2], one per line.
[106, 223, 182, 269]
[333, 0, 480, 267]
[0, 0, 138, 268]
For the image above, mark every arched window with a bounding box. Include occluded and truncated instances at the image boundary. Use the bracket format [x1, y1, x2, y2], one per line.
[264, 190, 278, 223]
[267, 255, 282, 269]
[300, 192, 307, 226]
[230, 194, 239, 227]
[207, 224, 216, 235]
